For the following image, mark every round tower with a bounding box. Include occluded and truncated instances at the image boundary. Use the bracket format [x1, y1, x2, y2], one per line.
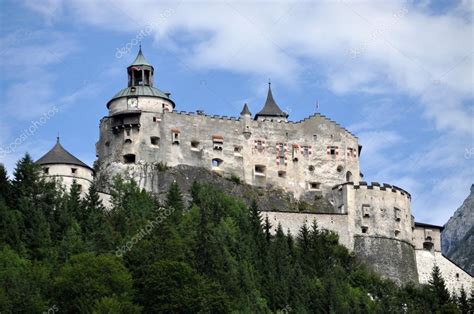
[36, 137, 94, 196]
[97, 47, 176, 166]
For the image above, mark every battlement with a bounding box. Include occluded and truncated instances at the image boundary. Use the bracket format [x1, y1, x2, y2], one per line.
[333, 181, 411, 200]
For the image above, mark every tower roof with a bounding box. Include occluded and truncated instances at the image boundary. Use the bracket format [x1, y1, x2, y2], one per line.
[36, 138, 93, 171]
[240, 103, 251, 116]
[129, 46, 152, 67]
[255, 83, 288, 119]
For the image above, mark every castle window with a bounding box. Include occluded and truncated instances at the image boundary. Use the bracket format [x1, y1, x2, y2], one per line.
[234, 145, 242, 153]
[309, 182, 321, 190]
[327, 146, 338, 157]
[123, 154, 136, 164]
[424, 229, 433, 241]
[152, 116, 161, 123]
[255, 140, 265, 153]
[126, 129, 131, 136]
[254, 165, 266, 176]
[71, 168, 77, 174]
[153, 117, 156, 122]
[347, 147, 357, 158]
[124, 139, 132, 144]
[337, 165, 343, 172]
[455, 273, 459, 280]
[346, 171, 353, 182]
[191, 140, 200, 149]
[394, 230, 400, 237]
[361, 226, 368, 234]
[308, 165, 315, 171]
[423, 241, 434, 251]
[150, 136, 160, 146]
[105, 141, 110, 147]
[278, 170, 286, 178]
[362, 204, 370, 217]
[77, 184, 82, 192]
[171, 129, 180, 145]
[43, 167, 49, 174]
[313, 134, 317, 141]
[292, 144, 299, 162]
[394, 207, 401, 222]
[212, 158, 223, 168]
[212, 135, 224, 151]
[301, 145, 311, 157]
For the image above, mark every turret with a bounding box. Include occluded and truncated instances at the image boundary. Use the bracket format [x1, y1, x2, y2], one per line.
[36, 137, 94, 196]
[254, 82, 288, 122]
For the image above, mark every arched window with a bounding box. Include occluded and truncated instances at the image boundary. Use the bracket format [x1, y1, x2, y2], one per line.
[346, 171, 353, 182]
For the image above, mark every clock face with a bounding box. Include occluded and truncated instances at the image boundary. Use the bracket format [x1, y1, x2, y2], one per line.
[128, 97, 138, 109]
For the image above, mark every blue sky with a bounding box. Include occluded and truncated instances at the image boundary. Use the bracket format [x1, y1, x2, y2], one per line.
[0, 0, 472, 225]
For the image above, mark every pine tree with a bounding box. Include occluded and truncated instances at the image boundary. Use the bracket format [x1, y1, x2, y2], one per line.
[428, 265, 451, 310]
[263, 215, 273, 244]
[0, 164, 11, 204]
[458, 286, 469, 314]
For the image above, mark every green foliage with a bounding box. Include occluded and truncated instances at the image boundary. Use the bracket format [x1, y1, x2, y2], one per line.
[53, 253, 135, 313]
[0, 156, 468, 312]
[228, 174, 241, 184]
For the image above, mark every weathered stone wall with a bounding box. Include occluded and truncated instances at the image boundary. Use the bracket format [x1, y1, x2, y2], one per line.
[415, 250, 473, 296]
[413, 226, 442, 252]
[260, 211, 351, 248]
[354, 236, 418, 285]
[97, 94, 361, 199]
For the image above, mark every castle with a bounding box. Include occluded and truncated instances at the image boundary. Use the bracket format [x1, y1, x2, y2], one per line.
[36, 48, 472, 293]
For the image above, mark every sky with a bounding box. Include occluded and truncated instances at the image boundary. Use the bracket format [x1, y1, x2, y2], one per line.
[0, 0, 472, 225]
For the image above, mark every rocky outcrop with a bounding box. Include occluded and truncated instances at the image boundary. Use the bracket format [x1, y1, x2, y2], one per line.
[442, 185, 474, 276]
[96, 162, 338, 214]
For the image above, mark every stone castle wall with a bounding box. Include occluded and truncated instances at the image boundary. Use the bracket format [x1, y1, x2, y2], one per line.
[97, 96, 360, 198]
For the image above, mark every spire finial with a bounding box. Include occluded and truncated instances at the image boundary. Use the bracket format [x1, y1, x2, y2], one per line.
[56, 133, 60, 144]
[268, 78, 271, 87]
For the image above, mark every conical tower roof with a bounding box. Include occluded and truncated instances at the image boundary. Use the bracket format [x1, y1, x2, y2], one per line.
[255, 83, 288, 119]
[36, 138, 93, 171]
[240, 103, 251, 116]
[130, 46, 152, 67]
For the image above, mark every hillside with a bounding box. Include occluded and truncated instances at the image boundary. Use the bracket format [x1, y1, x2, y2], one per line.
[442, 185, 474, 276]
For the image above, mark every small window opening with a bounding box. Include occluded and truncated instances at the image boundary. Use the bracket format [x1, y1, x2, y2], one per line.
[43, 167, 49, 174]
[124, 139, 132, 144]
[337, 165, 343, 172]
[77, 184, 82, 192]
[212, 158, 223, 168]
[313, 134, 317, 141]
[346, 171, 353, 181]
[361, 226, 368, 234]
[394, 230, 400, 237]
[191, 140, 200, 149]
[302, 146, 310, 157]
[71, 168, 77, 174]
[362, 205, 370, 217]
[455, 273, 459, 280]
[150, 136, 160, 146]
[213, 140, 223, 151]
[255, 165, 266, 175]
[423, 241, 434, 251]
[153, 117, 157, 122]
[309, 182, 321, 190]
[171, 130, 180, 145]
[105, 141, 110, 147]
[328, 146, 337, 156]
[123, 154, 136, 164]
[234, 145, 242, 153]
[125, 129, 131, 136]
[278, 170, 286, 178]
[308, 165, 315, 171]
[394, 208, 401, 222]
